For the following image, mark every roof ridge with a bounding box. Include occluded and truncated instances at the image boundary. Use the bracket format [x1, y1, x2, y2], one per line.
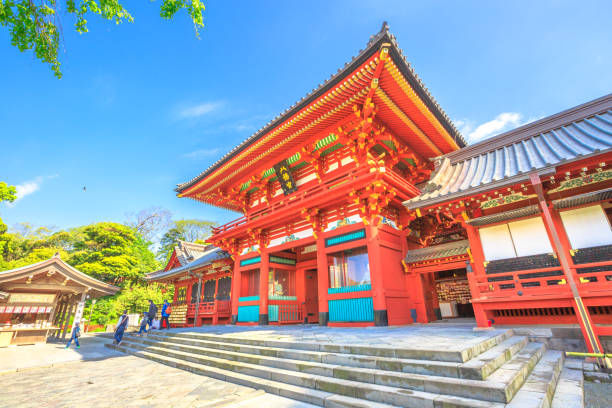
[442, 93, 612, 164]
[175, 22, 464, 194]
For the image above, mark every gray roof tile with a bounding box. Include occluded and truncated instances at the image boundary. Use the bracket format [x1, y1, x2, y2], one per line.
[405, 95, 612, 209]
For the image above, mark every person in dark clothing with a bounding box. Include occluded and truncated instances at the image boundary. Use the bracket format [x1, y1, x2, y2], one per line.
[114, 310, 129, 345]
[147, 300, 158, 330]
[160, 300, 170, 330]
[137, 313, 148, 336]
[65, 322, 81, 349]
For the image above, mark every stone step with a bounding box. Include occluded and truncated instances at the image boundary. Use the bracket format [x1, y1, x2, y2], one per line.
[551, 359, 584, 408]
[130, 332, 530, 383]
[506, 350, 564, 408]
[107, 343, 505, 408]
[458, 336, 529, 380]
[115, 336, 528, 403]
[148, 329, 513, 363]
[138, 332, 464, 378]
[486, 341, 548, 401]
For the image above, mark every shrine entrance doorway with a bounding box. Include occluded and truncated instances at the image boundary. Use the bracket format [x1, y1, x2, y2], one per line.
[423, 267, 473, 320]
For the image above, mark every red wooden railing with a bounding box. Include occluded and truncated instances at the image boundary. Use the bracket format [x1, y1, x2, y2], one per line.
[186, 300, 232, 317]
[473, 259, 612, 300]
[212, 165, 376, 235]
[278, 304, 304, 324]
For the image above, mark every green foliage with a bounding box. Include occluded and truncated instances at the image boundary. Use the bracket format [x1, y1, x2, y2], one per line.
[0, 221, 162, 285]
[0, 182, 17, 203]
[84, 283, 173, 325]
[65, 222, 160, 284]
[0, 0, 205, 78]
[158, 218, 216, 260]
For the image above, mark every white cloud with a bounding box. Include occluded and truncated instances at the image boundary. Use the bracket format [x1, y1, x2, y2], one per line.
[458, 112, 538, 143]
[15, 178, 42, 201]
[183, 148, 220, 159]
[177, 102, 223, 119]
[7, 175, 59, 205]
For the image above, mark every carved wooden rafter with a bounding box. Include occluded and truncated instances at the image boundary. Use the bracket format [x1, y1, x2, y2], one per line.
[210, 237, 240, 259]
[301, 207, 326, 239]
[246, 227, 269, 253]
[349, 180, 398, 226]
[300, 143, 326, 180]
[396, 207, 417, 231]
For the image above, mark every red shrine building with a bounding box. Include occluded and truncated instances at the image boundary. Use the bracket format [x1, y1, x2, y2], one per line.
[404, 96, 612, 355]
[146, 241, 233, 326]
[148, 24, 612, 354]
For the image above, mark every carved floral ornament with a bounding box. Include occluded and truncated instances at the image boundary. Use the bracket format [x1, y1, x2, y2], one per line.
[547, 168, 611, 194]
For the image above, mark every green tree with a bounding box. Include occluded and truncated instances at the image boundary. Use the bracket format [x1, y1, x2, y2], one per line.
[67, 222, 160, 284]
[84, 282, 173, 326]
[0, 182, 17, 203]
[158, 219, 216, 260]
[0, 183, 18, 266]
[0, 0, 205, 78]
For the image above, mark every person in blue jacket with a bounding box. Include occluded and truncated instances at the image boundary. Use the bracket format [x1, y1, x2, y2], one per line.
[113, 310, 129, 345]
[160, 300, 170, 330]
[65, 321, 81, 349]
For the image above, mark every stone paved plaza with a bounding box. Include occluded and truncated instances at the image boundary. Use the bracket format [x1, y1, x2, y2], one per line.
[0, 353, 316, 408]
[0, 324, 602, 407]
[162, 321, 507, 352]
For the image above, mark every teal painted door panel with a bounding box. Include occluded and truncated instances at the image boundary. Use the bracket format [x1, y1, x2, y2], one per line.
[237, 305, 259, 322]
[328, 297, 374, 322]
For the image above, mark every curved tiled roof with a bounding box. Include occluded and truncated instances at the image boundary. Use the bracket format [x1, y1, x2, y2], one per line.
[405, 94, 612, 209]
[0, 255, 120, 297]
[404, 240, 470, 263]
[174, 240, 210, 266]
[146, 246, 230, 282]
[176, 22, 465, 194]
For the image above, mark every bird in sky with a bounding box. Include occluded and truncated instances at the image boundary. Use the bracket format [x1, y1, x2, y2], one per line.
[82, 186, 86, 192]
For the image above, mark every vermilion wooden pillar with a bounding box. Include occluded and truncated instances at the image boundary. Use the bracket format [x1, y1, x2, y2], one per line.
[212, 277, 220, 325]
[316, 236, 329, 325]
[259, 251, 270, 325]
[230, 257, 241, 324]
[366, 225, 388, 326]
[530, 173, 607, 367]
[463, 223, 491, 327]
[407, 271, 428, 323]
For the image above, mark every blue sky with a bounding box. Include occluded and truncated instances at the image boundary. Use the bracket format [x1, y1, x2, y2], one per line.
[1, 0, 611, 236]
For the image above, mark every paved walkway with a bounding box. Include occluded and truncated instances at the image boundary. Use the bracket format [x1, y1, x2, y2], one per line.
[0, 354, 316, 408]
[0, 335, 118, 374]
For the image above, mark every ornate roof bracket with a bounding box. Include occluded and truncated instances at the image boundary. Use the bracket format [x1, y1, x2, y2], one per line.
[350, 181, 398, 226]
[301, 207, 326, 239]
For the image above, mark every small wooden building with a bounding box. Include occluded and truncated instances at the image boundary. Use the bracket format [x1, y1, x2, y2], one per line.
[0, 254, 119, 346]
[146, 243, 232, 327]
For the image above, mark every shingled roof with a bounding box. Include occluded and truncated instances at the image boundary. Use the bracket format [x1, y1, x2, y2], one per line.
[404, 240, 470, 263]
[405, 94, 612, 209]
[146, 246, 230, 282]
[173, 240, 210, 266]
[176, 22, 465, 195]
[0, 254, 119, 297]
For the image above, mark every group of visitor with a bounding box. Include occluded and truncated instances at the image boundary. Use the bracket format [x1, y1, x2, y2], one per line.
[65, 299, 172, 349]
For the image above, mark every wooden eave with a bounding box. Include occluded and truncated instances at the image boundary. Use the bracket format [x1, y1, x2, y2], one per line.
[0, 257, 119, 297]
[177, 26, 464, 211]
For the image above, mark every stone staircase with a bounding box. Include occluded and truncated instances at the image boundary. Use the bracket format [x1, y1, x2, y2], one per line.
[106, 329, 576, 407]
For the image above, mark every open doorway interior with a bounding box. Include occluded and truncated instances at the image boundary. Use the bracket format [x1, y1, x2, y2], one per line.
[434, 268, 474, 319]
